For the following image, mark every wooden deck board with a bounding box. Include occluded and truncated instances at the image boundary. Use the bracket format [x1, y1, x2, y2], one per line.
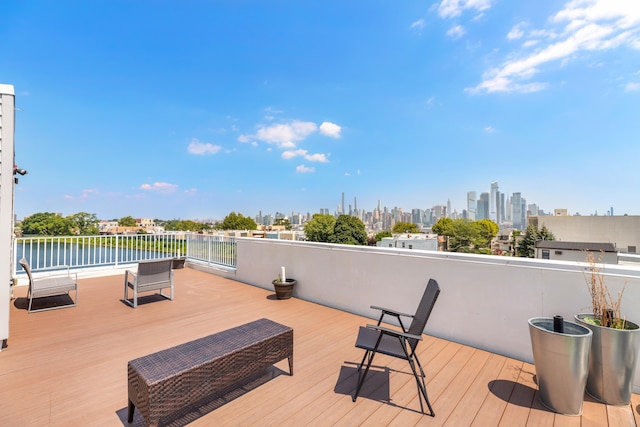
[1, 267, 637, 426]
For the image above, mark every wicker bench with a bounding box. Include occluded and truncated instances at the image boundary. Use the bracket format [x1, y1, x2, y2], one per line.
[127, 318, 293, 426]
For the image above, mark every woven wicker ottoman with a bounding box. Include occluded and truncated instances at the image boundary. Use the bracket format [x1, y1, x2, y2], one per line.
[127, 318, 293, 426]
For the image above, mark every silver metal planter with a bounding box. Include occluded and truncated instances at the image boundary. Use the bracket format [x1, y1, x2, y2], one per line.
[574, 313, 640, 405]
[528, 317, 592, 415]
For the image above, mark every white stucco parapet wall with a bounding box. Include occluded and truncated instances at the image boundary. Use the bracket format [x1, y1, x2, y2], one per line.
[233, 237, 640, 393]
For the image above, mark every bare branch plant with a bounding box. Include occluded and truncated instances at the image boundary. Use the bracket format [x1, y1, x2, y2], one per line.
[584, 252, 626, 329]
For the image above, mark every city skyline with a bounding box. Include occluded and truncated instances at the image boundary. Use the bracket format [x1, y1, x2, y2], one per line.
[3, 1, 640, 220]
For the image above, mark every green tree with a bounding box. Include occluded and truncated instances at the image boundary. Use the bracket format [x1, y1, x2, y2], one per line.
[432, 218, 498, 253]
[21, 212, 72, 236]
[119, 216, 137, 227]
[216, 212, 257, 230]
[303, 213, 336, 243]
[517, 224, 555, 257]
[539, 225, 555, 241]
[330, 215, 367, 245]
[375, 231, 392, 241]
[473, 219, 499, 248]
[68, 212, 99, 235]
[274, 218, 292, 230]
[432, 217, 454, 237]
[448, 219, 477, 252]
[392, 221, 420, 234]
[165, 219, 210, 232]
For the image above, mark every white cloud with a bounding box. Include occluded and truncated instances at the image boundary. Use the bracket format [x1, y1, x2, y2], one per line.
[625, 82, 640, 92]
[468, 0, 640, 94]
[282, 149, 329, 162]
[140, 182, 179, 194]
[64, 189, 99, 201]
[239, 120, 318, 148]
[305, 153, 329, 162]
[296, 164, 315, 173]
[282, 149, 308, 160]
[508, 22, 526, 40]
[447, 25, 467, 39]
[256, 121, 317, 145]
[319, 121, 342, 138]
[187, 138, 222, 155]
[184, 188, 197, 195]
[438, 0, 493, 19]
[484, 126, 495, 133]
[411, 18, 426, 32]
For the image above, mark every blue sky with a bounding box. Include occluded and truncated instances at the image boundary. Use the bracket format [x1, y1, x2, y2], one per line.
[3, 0, 640, 221]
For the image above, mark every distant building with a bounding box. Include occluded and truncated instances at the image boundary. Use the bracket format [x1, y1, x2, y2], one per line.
[554, 208, 569, 216]
[511, 192, 526, 230]
[378, 233, 438, 251]
[477, 192, 489, 220]
[535, 241, 617, 264]
[529, 215, 640, 254]
[467, 191, 476, 221]
[492, 228, 520, 255]
[490, 181, 499, 222]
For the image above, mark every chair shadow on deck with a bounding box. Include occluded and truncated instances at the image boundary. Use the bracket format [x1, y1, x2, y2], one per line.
[13, 295, 75, 312]
[115, 366, 289, 426]
[119, 294, 172, 307]
[334, 363, 426, 415]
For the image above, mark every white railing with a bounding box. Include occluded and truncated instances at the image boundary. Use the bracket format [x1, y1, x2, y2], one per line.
[14, 233, 187, 275]
[185, 234, 237, 268]
[13, 233, 237, 275]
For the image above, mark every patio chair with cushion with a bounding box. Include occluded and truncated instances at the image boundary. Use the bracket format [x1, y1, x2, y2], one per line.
[124, 259, 174, 308]
[19, 258, 78, 313]
[352, 278, 440, 416]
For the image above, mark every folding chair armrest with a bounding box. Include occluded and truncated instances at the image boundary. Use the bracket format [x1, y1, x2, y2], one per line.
[370, 305, 415, 319]
[125, 270, 137, 283]
[366, 324, 423, 341]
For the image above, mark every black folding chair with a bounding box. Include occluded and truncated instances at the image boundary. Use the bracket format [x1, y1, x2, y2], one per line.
[352, 278, 440, 416]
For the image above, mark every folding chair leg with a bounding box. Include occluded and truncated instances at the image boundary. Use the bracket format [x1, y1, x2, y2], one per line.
[353, 350, 376, 402]
[408, 356, 435, 416]
[357, 350, 370, 372]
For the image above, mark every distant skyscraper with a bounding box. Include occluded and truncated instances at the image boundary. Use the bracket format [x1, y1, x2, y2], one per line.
[341, 192, 345, 215]
[467, 191, 477, 221]
[447, 199, 452, 218]
[511, 192, 526, 230]
[411, 208, 422, 225]
[490, 181, 499, 222]
[478, 192, 490, 220]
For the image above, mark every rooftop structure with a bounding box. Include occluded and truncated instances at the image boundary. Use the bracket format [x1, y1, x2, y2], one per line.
[3, 266, 639, 425]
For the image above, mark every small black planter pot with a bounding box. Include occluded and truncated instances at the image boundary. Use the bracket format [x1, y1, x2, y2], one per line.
[272, 279, 296, 300]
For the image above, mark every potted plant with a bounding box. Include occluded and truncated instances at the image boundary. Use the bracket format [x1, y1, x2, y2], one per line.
[574, 253, 640, 405]
[272, 267, 296, 300]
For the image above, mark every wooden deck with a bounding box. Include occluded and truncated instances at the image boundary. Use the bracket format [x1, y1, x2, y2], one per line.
[1, 267, 638, 426]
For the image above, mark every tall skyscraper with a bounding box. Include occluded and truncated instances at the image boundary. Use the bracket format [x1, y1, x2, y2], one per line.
[341, 192, 345, 215]
[478, 192, 490, 220]
[490, 181, 499, 222]
[467, 191, 477, 221]
[511, 192, 527, 230]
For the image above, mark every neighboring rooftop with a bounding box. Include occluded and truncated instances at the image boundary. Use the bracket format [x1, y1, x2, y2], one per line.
[534, 241, 617, 252]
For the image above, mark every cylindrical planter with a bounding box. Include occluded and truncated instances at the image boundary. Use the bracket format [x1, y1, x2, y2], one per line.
[528, 317, 592, 415]
[272, 279, 296, 300]
[575, 313, 640, 405]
